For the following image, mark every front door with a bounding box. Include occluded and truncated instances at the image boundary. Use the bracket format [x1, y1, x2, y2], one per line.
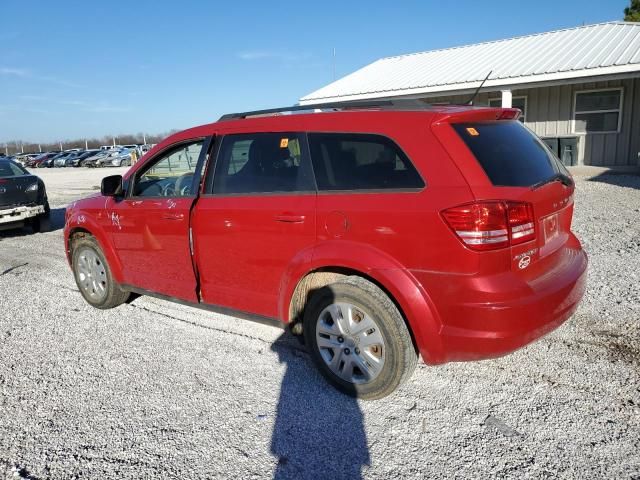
[192, 132, 317, 319]
[109, 140, 206, 301]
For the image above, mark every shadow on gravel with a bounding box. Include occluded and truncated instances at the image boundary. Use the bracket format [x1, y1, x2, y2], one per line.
[587, 173, 640, 189]
[270, 332, 369, 480]
[0, 207, 65, 239]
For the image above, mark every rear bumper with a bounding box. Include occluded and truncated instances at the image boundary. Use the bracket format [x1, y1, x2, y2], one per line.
[0, 205, 44, 225]
[413, 244, 588, 363]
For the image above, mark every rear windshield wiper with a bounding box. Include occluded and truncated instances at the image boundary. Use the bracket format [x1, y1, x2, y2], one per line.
[531, 173, 573, 190]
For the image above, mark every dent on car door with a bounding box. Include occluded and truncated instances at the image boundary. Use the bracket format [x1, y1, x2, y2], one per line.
[192, 132, 317, 319]
[108, 138, 210, 301]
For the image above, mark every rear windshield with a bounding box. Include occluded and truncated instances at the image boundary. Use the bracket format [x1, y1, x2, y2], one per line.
[0, 160, 28, 177]
[453, 121, 560, 187]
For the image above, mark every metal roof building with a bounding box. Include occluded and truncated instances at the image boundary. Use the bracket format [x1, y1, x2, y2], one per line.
[301, 22, 640, 168]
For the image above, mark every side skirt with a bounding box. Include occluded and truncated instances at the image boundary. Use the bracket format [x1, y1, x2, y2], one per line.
[121, 284, 284, 330]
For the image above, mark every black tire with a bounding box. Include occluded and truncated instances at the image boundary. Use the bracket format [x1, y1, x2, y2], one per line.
[71, 235, 130, 309]
[303, 276, 418, 400]
[30, 199, 50, 233]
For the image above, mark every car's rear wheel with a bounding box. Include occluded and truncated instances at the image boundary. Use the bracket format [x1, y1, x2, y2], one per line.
[71, 236, 130, 309]
[303, 276, 417, 400]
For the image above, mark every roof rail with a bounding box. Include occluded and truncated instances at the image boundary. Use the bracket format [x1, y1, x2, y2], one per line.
[217, 99, 429, 121]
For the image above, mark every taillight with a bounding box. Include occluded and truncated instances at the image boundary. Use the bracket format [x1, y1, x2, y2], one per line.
[507, 202, 535, 245]
[497, 109, 521, 120]
[442, 201, 535, 251]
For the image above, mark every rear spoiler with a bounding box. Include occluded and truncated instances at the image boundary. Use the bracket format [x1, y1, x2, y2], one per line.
[432, 108, 521, 125]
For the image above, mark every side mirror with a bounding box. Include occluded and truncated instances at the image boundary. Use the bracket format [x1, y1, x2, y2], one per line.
[101, 175, 124, 197]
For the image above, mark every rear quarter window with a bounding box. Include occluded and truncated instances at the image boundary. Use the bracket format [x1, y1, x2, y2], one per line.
[308, 133, 424, 191]
[453, 121, 558, 187]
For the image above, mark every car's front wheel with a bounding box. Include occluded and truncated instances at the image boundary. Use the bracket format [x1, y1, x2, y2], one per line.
[303, 276, 418, 400]
[30, 199, 50, 233]
[71, 236, 130, 309]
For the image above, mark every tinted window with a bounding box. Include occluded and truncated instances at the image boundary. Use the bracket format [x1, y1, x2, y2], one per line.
[308, 133, 424, 191]
[0, 161, 27, 177]
[453, 121, 558, 187]
[212, 133, 314, 194]
[134, 141, 203, 197]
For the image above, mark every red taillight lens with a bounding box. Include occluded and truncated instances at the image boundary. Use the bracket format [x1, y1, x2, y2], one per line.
[442, 201, 535, 251]
[441, 202, 509, 251]
[497, 109, 521, 120]
[507, 202, 535, 245]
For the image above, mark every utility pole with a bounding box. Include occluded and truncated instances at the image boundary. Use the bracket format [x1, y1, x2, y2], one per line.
[85, 139, 88, 150]
[143, 133, 147, 145]
[112, 136, 116, 147]
[38, 144, 42, 153]
[59, 141, 63, 151]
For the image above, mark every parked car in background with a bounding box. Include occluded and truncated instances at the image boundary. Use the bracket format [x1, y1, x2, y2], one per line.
[64, 103, 587, 399]
[95, 148, 132, 167]
[14, 153, 40, 167]
[54, 152, 77, 167]
[108, 149, 133, 167]
[43, 152, 73, 168]
[28, 152, 59, 168]
[122, 144, 143, 158]
[0, 158, 50, 232]
[84, 150, 115, 168]
[72, 150, 100, 167]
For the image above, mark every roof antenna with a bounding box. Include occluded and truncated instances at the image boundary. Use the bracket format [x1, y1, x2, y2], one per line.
[464, 70, 492, 105]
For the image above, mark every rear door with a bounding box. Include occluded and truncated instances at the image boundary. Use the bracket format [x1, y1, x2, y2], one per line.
[191, 132, 316, 319]
[445, 119, 575, 272]
[307, 132, 428, 271]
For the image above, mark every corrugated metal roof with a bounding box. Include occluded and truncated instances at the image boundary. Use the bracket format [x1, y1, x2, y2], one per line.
[300, 22, 640, 105]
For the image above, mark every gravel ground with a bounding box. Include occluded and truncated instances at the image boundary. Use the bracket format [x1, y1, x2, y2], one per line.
[0, 168, 638, 479]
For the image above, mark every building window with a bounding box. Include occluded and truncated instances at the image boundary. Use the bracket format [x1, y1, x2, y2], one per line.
[489, 96, 526, 123]
[573, 88, 622, 134]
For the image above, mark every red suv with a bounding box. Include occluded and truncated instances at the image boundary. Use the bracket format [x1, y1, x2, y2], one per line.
[64, 104, 587, 399]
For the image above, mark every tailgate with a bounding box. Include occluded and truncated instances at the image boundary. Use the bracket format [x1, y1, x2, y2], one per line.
[437, 116, 576, 273]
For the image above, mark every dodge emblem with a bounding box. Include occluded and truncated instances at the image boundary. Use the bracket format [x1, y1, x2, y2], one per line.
[518, 255, 531, 269]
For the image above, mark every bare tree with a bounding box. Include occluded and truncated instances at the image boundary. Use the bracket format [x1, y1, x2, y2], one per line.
[2, 130, 176, 155]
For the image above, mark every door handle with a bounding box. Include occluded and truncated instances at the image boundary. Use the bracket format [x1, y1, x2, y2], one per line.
[275, 214, 306, 224]
[162, 213, 185, 221]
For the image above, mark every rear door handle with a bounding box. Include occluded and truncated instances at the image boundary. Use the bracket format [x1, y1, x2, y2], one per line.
[275, 214, 306, 224]
[162, 213, 185, 221]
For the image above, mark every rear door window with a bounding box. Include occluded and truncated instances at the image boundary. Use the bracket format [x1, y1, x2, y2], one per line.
[308, 133, 424, 191]
[452, 121, 559, 187]
[211, 133, 314, 194]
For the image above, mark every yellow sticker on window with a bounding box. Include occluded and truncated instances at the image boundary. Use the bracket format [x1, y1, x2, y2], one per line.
[280, 138, 289, 148]
[466, 127, 479, 136]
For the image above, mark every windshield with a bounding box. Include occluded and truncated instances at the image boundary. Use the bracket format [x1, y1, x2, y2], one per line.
[453, 121, 565, 187]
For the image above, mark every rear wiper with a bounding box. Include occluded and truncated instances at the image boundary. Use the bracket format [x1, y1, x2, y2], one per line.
[531, 173, 573, 190]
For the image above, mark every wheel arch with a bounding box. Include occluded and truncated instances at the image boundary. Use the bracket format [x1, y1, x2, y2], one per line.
[66, 221, 124, 283]
[280, 247, 445, 364]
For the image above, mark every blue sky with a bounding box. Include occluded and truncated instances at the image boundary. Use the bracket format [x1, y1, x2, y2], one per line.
[0, 0, 629, 143]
